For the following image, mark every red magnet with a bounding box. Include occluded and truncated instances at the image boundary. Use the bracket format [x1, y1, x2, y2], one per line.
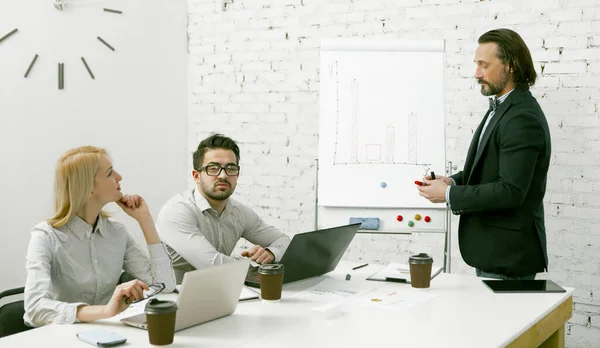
[396, 215, 403, 222]
[424, 216, 431, 223]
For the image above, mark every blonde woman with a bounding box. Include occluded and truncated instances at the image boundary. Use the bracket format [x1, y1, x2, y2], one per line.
[24, 146, 175, 327]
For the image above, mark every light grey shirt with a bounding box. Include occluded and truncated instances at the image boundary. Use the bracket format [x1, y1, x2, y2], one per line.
[24, 216, 175, 327]
[156, 189, 291, 283]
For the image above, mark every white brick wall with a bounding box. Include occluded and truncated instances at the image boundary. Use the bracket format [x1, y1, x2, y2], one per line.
[188, 0, 600, 346]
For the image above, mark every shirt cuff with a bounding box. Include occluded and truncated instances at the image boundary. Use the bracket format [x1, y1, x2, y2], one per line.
[66, 302, 88, 324]
[265, 247, 282, 262]
[147, 242, 176, 293]
[147, 242, 170, 259]
[445, 186, 452, 211]
[450, 178, 456, 186]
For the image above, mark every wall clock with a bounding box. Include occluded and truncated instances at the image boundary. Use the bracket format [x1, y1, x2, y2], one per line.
[0, 0, 123, 90]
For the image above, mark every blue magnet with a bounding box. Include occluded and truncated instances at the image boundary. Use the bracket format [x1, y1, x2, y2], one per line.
[349, 217, 380, 230]
[380, 182, 387, 188]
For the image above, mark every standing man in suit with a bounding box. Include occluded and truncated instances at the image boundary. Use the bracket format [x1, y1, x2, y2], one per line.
[417, 28, 550, 280]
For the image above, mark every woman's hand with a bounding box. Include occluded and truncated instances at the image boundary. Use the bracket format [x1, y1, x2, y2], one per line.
[102, 279, 149, 318]
[118, 194, 160, 244]
[117, 194, 151, 222]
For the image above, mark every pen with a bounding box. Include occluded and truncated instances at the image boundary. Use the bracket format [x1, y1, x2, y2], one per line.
[352, 263, 369, 270]
[431, 171, 436, 180]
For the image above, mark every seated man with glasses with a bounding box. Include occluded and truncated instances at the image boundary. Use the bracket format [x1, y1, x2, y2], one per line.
[156, 134, 291, 282]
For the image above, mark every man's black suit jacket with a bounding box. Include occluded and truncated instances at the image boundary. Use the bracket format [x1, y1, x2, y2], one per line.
[449, 85, 550, 277]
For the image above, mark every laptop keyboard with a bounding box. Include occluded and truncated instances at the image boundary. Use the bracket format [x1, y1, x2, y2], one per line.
[246, 273, 259, 283]
[245, 267, 260, 288]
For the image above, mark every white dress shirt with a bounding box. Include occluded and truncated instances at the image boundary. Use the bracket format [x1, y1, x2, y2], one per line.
[24, 215, 175, 327]
[156, 189, 291, 283]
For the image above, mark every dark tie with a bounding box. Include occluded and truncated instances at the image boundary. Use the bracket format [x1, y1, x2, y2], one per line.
[489, 97, 498, 112]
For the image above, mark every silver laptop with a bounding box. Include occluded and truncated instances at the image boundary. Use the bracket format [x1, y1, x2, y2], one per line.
[120, 258, 249, 331]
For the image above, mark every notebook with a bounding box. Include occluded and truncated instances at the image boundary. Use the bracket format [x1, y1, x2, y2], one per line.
[244, 223, 361, 288]
[482, 279, 566, 293]
[120, 259, 249, 331]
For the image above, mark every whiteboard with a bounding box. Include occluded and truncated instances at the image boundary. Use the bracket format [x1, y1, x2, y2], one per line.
[318, 40, 446, 208]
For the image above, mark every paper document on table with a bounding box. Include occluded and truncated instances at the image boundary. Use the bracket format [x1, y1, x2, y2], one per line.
[109, 298, 149, 322]
[366, 263, 443, 283]
[357, 287, 438, 311]
[292, 278, 384, 312]
[239, 286, 260, 301]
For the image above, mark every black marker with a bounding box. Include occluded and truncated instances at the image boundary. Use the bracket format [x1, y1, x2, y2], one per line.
[431, 171, 436, 180]
[352, 263, 369, 270]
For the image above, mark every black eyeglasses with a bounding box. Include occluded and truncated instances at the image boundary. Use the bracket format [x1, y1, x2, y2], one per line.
[131, 283, 165, 304]
[197, 164, 240, 176]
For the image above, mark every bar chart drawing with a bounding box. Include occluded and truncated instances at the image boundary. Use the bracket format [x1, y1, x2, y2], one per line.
[350, 78, 359, 163]
[365, 144, 381, 161]
[330, 69, 428, 167]
[385, 125, 395, 162]
[318, 40, 446, 208]
[408, 113, 418, 163]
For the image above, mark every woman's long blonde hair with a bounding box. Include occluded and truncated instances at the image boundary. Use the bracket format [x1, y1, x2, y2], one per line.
[48, 146, 109, 228]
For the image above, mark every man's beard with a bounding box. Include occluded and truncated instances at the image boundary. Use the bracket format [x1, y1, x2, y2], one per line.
[478, 72, 509, 96]
[203, 181, 234, 201]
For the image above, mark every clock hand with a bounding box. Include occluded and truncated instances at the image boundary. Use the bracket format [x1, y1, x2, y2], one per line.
[0, 29, 18, 44]
[53, 0, 121, 11]
[104, 8, 123, 14]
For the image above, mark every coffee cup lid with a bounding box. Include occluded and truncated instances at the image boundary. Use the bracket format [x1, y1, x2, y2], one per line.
[258, 263, 284, 275]
[145, 298, 177, 315]
[409, 253, 433, 264]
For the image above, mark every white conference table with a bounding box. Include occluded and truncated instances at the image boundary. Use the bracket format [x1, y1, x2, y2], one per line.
[0, 261, 572, 348]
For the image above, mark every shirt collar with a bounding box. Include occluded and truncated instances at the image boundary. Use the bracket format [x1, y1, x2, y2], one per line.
[192, 189, 235, 214]
[496, 88, 514, 105]
[489, 88, 514, 112]
[193, 189, 214, 212]
[67, 215, 105, 240]
[95, 216, 106, 237]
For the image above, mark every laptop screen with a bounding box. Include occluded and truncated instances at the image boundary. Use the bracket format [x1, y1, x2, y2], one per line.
[278, 223, 361, 284]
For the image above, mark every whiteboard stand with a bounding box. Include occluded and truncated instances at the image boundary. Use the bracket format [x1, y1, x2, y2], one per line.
[314, 158, 319, 231]
[444, 160, 455, 274]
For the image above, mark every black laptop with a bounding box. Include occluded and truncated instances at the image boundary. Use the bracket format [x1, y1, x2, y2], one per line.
[244, 223, 361, 288]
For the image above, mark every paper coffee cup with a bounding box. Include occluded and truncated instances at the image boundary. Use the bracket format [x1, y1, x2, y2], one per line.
[408, 253, 434, 288]
[145, 299, 177, 345]
[258, 264, 284, 301]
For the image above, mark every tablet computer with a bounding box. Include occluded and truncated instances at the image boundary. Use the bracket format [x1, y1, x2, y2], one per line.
[483, 279, 566, 293]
